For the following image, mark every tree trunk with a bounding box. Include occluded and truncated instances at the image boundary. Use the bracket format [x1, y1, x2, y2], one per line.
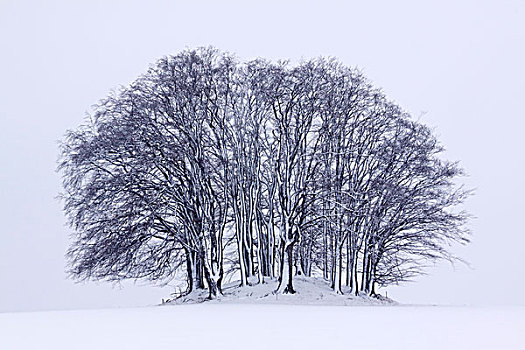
[203, 263, 218, 300]
[333, 243, 343, 294]
[186, 248, 205, 292]
[185, 248, 194, 294]
[361, 244, 369, 293]
[234, 200, 248, 286]
[354, 255, 359, 296]
[322, 216, 329, 280]
[346, 237, 350, 286]
[254, 217, 264, 284]
[276, 240, 295, 294]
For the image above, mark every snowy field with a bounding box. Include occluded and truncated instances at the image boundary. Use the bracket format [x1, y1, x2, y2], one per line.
[1, 304, 523, 349]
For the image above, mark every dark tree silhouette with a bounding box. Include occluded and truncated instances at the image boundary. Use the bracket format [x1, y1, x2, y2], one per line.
[59, 47, 470, 298]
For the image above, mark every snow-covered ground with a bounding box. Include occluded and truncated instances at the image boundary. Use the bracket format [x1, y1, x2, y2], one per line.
[169, 275, 395, 306]
[1, 304, 523, 349]
[0, 277, 522, 349]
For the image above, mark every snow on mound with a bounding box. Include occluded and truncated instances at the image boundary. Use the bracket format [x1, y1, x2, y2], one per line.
[166, 276, 396, 306]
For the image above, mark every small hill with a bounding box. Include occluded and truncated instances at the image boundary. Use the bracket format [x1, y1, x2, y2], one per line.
[165, 275, 396, 306]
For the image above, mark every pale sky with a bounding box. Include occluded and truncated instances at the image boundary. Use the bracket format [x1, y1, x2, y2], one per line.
[1, 0, 524, 312]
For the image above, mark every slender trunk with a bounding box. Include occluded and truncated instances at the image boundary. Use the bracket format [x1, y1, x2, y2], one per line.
[267, 182, 276, 279]
[266, 219, 275, 278]
[235, 203, 248, 286]
[244, 226, 253, 278]
[348, 249, 357, 293]
[196, 249, 205, 289]
[187, 248, 205, 291]
[240, 193, 253, 279]
[346, 236, 350, 286]
[322, 213, 328, 279]
[354, 253, 359, 296]
[257, 209, 269, 277]
[254, 216, 264, 284]
[216, 209, 225, 294]
[305, 238, 313, 277]
[295, 252, 304, 276]
[185, 248, 194, 294]
[362, 249, 373, 294]
[203, 262, 218, 300]
[367, 253, 378, 295]
[276, 240, 295, 294]
[273, 235, 280, 278]
[361, 243, 369, 293]
[333, 243, 343, 294]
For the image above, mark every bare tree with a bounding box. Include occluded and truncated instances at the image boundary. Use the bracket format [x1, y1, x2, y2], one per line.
[59, 47, 470, 299]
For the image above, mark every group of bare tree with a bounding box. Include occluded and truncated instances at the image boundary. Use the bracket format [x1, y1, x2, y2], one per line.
[59, 48, 470, 299]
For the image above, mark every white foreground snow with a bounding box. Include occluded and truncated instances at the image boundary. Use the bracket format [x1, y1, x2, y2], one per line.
[1, 304, 523, 349]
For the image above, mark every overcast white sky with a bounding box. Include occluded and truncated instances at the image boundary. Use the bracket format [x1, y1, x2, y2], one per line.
[1, 0, 524, 312]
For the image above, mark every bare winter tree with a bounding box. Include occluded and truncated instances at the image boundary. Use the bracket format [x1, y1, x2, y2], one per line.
[59, 47, 470, 299]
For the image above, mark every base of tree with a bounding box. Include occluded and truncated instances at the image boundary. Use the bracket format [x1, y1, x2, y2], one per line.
[165, 275, 396, 306]
[281, 285, 296, 294]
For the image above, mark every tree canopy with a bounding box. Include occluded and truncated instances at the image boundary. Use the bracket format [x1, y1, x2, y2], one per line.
[59, 47, 470, 299]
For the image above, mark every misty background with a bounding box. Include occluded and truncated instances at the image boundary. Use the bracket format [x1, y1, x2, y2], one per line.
[1, 0, 523, 312]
